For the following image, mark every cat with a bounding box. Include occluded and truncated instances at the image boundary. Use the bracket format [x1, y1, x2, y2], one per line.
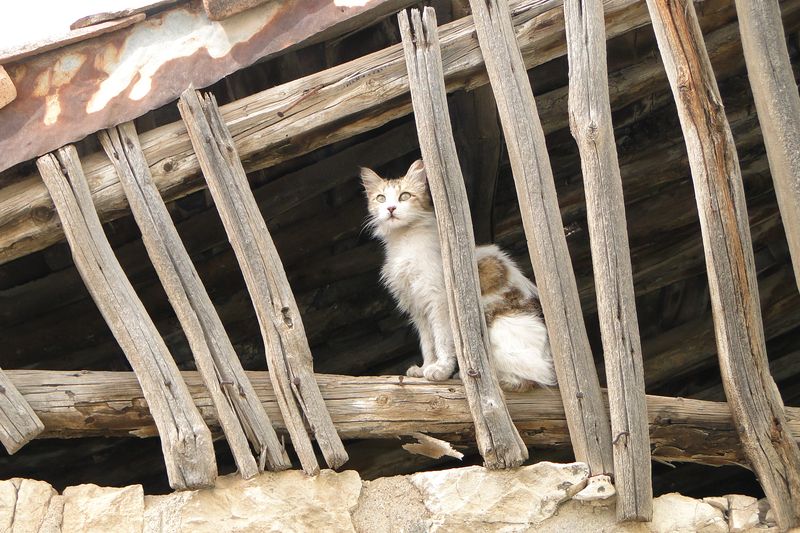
[361, 159, 556, 391]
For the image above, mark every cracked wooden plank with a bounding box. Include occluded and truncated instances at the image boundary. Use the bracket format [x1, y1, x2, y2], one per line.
[35, 146, 216, 490]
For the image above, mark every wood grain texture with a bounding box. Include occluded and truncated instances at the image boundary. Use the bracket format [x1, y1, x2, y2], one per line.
[5, 369, 800, 467]
[178, 89, 347, 474]
[0, 0, 659, 266]
[35, 147, 216, 490]
[645, 0, 800, 528]
[735, 0, 800, 294]
[564, 0, 651, 520]
[467, 0, 613, 476]
[398, 7, 528, 469]
[0, 367, 43, 454]
[98, 123, 290, 477]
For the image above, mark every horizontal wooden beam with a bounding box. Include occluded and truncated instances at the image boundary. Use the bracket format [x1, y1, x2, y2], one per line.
[8, 370, 800, 467]
[0, 0, 653, 266]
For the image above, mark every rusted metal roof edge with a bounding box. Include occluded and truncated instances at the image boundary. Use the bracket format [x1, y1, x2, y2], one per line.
[0, 0, 414, 173]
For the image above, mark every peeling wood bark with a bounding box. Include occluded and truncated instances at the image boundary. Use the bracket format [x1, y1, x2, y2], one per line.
[6, 370, 800, 468]
[564, 0, 651, 521]
[178, 89, 348, 474]
[645, 0, 800, 528]
[735, 0, 800, 293]
[35, 147, 216, 490]
[398, 7, 528, 469]
[467, 0, 613, 476]
[98, 122, 290, 476]
[0, 0, 658, 266]
[0, 368, 43, 454]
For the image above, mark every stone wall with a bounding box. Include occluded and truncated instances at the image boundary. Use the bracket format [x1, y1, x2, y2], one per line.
[0, 462, 780, 532]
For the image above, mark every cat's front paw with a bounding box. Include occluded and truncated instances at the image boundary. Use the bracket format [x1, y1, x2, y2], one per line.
[423, 362, 455, 381]
[406, 365, 424, 378]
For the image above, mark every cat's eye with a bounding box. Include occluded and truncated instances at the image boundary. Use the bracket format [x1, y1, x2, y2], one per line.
[399, 192, 412, 201]
[376, 194, 386, 203]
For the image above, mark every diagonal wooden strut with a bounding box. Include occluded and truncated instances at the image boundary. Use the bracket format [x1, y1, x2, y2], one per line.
[178, 88, 348, 475]
[35, 147, 216, 490]
[735, 0, 800, 294]
[645, 0, 800, 528]
[398, 7, 527, 469]
[0, 367, 43, 454]
[564, 0, 652, 521]
[99, 123, 291, 477]
[466, 0, 613, 476]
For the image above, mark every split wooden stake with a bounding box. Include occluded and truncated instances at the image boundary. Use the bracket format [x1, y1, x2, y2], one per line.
[466, 0, 613, 476]
[564, 0, 652, 521]
[398, 7, 528, 469]
[0, 367, 43, 454]
[645, 0, 800, 528]
[36, 146, 217, 490]
[735, 0, 800, 294]
[99, 123, 291, 477]
[178, 88, 348, 474]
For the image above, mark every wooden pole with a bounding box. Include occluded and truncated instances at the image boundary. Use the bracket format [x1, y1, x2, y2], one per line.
[645, 0, 800, 528]
[178, 89, 348, 474]
[35, 147, 217, 491]
[0, 368, 43, 454]
[6, 369, 800, 467]
[466, 0, 613, 476]
[735, 0, 800, 294]
[398, 7, 528, 469]
[98, 123, 291, 476]
[564, 0, 652, 520]
[0, 0, 658, 266]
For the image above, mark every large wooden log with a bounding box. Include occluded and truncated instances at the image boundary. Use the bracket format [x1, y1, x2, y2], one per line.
[645, 0, 800, 528]
[178, 89, 347, 474]
[0, 0, 659, 266]
[35, 147, 216, 490]
[735, 0, 800, 293]
[98, 123, 290, 476]
[467, 0, 613, 476]
[6, 370, 800, 467]
[564, 0, 651, 520]
[398, 7, 527, 469]
[0, 368, 43, 454]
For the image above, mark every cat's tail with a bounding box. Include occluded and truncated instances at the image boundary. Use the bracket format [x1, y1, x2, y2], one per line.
[488, 313, 557, 388]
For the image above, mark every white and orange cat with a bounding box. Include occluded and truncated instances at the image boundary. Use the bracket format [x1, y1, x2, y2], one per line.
[361, 159, 556, 391]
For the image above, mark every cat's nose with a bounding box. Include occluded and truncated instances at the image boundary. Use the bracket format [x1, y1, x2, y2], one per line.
[387, 206, 396, 214]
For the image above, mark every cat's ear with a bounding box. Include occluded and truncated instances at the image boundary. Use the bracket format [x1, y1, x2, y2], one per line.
[406, 159, 427, 184]
[360, 167, 383, 192]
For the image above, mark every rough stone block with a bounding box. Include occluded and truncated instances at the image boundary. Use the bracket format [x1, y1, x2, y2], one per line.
[0, 66, 16, 109]
[62, 484, 144, 533]
[650, 493, 727, 533]
[410, 461, 590, 530]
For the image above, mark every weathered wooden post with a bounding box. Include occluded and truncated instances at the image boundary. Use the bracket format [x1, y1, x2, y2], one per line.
[179, 89, 348, 475]
[645, 0, 800, 528]
[466, 0, 614, 477]
[398, 7, 528, 469]
[99, 122, 291, 476]
[735, 0, 800, 294]
[36, 147, 217, 490]
[564, 0, 652, 520]
[0, 368, 43, 454]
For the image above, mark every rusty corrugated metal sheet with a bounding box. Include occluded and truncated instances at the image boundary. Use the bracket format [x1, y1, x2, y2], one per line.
[0, 0, 410, 173]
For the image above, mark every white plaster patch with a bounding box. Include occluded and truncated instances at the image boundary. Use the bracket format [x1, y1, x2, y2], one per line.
[86, 5, 279, 113]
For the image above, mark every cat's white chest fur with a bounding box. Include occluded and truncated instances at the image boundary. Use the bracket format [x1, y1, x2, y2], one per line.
[381, 222, 445, 317]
